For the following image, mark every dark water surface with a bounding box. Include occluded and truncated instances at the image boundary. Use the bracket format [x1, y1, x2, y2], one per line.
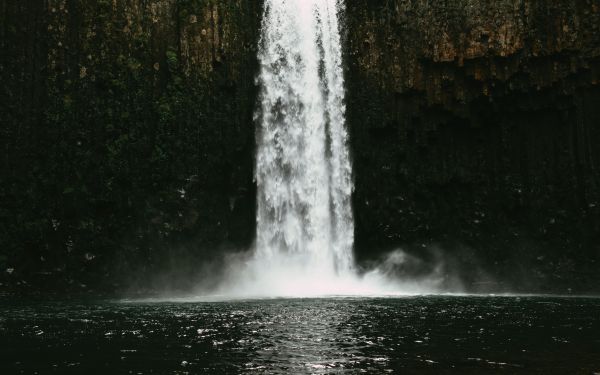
[1, 296, 599, 374]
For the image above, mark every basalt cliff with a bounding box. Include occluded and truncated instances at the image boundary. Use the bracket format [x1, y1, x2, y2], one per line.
[1, 0, 599, 294]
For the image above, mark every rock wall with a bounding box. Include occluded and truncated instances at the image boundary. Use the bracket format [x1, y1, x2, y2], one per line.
[1, 0, 599, 293]
[345, 0, 600, 291]
[0, 0, 262, 292]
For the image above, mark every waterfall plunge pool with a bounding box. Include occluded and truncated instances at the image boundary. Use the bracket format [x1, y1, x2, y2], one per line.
[1, 296, 599, 374]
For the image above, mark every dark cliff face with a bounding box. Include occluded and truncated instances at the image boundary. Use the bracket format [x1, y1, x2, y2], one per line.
[1, 0, 262, 292]
[1, 0, 599, 294]
[345, 0, 600, 291]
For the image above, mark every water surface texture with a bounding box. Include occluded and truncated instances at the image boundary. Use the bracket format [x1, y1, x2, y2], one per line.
[1, 296, 599, 374]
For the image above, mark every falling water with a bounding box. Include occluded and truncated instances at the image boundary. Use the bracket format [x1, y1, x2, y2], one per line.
[255, 0, 354, 279]
[213, 0, 444, 297]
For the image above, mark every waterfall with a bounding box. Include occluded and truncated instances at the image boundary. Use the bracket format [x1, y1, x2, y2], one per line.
[254, 0, 354, 278]
[215, 0, 420, 297]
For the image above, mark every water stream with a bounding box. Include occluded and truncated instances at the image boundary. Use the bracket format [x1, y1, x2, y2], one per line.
[255, 0, 354, 275]
[216, 1, 447, 297]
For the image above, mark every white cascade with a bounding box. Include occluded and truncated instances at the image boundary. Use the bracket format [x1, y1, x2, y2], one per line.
[254, 0, 355, 282]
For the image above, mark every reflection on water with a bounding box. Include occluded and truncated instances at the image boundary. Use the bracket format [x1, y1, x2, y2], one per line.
[0, 297, 599, 374]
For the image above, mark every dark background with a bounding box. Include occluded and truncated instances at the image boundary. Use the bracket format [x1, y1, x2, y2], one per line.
[1, 0, 599, 295]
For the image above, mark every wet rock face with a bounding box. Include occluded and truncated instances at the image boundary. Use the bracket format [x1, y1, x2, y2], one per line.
[43, 0, 260, 81]
[1, 0, 599, 292]
[346, 0, 599, 103]
[344, 0, 600, 290]
[1, 0, 263, 291]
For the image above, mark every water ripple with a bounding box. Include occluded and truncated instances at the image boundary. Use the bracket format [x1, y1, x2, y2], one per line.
[0, 296, 599, 373]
